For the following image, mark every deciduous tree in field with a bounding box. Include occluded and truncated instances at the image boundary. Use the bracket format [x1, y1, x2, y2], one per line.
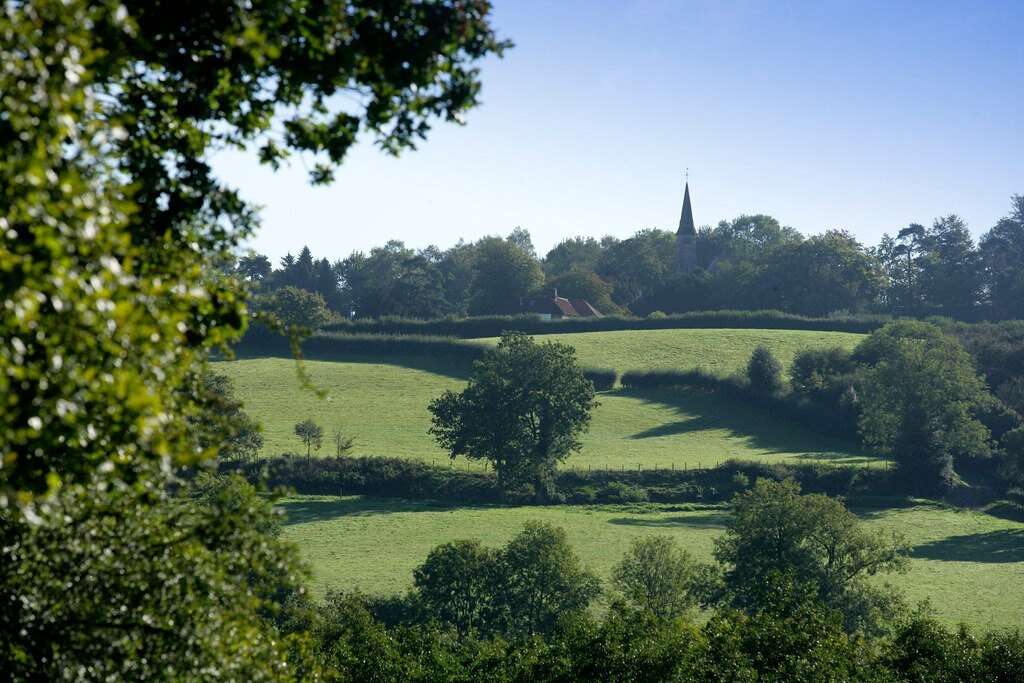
[413, 522, 601, 638]
[612, 535, 710, 620]
[714, 478, 909, 635]
[856, 323, 992, 490]
[295, 419, 325, 457]
[428, 332, 597, 501]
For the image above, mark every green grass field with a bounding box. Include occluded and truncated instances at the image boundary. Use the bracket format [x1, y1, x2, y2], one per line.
[280, 495, 1024, 631]
[475, 328, 865, 375]
[222, 355, 878, 469]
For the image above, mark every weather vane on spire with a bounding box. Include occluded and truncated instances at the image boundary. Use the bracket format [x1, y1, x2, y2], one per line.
[685, 167, 689, 183]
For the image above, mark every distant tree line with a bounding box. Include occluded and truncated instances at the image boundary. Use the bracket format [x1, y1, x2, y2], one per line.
[238, 195, 1024, 325]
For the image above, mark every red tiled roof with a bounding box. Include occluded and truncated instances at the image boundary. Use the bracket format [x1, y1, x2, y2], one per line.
[552, 296, 579, 316]
[521, 295, 602, 318]
[568, 298, 603, 317]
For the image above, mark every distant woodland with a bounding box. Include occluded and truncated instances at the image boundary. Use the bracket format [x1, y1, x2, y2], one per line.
[237, 196, 1024, 323]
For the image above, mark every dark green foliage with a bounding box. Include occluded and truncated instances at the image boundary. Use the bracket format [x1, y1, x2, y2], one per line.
[886, 618, 1024, 682]
[619, 368, 860, 440]
[1, 475, 310, 680]
[581, 367, 617, 391]
[543, 236, 604, 276]
[336, 241, 450, 319]
[596, 229, 677, 307]
[468, 237, 545, 315]
[789, 347, 856, 400]
[238, 329, 490, 362]
[746, 345, 784, 395]
[698, 602, 888, 683]
[548, 265, 623, 314]
[979, 195, 1024, 321]
[491, 522, 603, 637]
[409, 522, 601, 639]
[620, 368, 724, 390]
[540, 608, 703, 682]
[414, 540, 499, 636]
[260, 286, 334, 331]
[612, 536, 712, 620]
[221, 455, 894, 506]
[857, 323, 992, 489]
[714, 479, 909, 636]
[751, 231, 886, 317]
[429, 332, 597, 499]
[291, 538, 1024, 682]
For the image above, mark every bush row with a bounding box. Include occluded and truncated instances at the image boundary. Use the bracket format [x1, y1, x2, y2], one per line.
[581, 367, 617, 391]
[220, 455, 895, 506]
[321, 309, 891, 338]
[238, 326, 488, 362]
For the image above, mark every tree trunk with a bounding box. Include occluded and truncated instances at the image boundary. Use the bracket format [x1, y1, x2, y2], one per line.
[496, 463, 506, 503]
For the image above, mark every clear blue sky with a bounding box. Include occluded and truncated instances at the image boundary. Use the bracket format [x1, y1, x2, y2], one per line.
[212, 0, 1024, 263]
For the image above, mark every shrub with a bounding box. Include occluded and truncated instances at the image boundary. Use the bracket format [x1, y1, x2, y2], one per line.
[746, 346, 783, 395]
[582, 367, 617, 391]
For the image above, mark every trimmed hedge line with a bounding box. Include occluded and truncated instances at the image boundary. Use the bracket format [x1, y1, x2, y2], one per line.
[582, 368, 617, 391]
[220, 455, 895, 506]
[321, 309, 891, 339]
[238, 327, 487, 362]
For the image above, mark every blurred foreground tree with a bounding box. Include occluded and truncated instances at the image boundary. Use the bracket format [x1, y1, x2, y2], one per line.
[0, 0, 506, 676]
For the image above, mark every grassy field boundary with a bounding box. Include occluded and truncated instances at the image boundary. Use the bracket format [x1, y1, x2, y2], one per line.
[319, 309, 891, 338]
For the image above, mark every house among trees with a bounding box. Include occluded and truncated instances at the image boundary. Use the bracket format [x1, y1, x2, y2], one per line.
[521, 290, 604, 320]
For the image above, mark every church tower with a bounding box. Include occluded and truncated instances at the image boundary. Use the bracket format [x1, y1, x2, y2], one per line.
[676, 182, 697, 273]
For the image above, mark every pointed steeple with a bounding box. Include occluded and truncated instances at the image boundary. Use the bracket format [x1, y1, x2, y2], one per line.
[676, 183, 696, 236]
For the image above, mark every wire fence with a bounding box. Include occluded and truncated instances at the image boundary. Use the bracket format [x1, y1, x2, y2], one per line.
[255, 453, 893, 474]
[424, 458, 894, 474]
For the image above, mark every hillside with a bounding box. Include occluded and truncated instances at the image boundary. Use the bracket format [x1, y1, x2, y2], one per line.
[222, 326, 877, 468]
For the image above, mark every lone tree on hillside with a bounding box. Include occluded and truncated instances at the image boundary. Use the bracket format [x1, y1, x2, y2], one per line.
[294, 418, 324, 457]
[428, 332, 597, 500]
[332, 426, 355, 456]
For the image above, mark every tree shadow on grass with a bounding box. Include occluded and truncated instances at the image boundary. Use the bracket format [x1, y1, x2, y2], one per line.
[226, 347, 473, 382]
[606, 511, 729, 530]
[911, 529, 1024, 563]
[618, 388, 871, 465]
[279, 496, 478, 526]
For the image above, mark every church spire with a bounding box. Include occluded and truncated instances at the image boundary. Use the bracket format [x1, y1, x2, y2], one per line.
[676, 182, 696, 236]
[675, 179, 697, 273]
